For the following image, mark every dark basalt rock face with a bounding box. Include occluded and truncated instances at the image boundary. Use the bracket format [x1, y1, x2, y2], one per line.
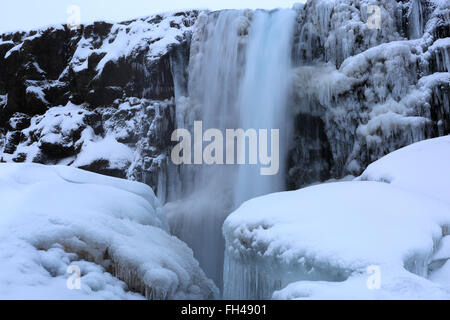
[287, 113, 333, 190]
[0, 11, 197, 194]
[0, 27, 72, 120]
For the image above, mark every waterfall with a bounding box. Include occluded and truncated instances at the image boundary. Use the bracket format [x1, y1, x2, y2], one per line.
[166, 9, 297, 291]
[234, 9, 296, 206]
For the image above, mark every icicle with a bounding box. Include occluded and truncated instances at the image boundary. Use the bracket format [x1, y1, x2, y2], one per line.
[408, 0, 425, 40]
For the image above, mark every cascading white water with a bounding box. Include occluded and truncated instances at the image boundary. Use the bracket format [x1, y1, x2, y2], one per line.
[166, 9, 297, 292]
[234, 9, 296, 206]
[167, 10, 249, 291]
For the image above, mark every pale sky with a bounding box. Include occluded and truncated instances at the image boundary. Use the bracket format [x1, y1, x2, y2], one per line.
[0, 0, 304, 33]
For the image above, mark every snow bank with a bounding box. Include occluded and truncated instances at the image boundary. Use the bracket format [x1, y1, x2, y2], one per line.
[273, 269, 450, 300]
[0, 163, 217, 300]
[359, 135, 450, 204]
[224, 136, 450, 299]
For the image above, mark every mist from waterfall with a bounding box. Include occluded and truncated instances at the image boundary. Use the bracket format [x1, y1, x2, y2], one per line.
[166, 8, 297, 292]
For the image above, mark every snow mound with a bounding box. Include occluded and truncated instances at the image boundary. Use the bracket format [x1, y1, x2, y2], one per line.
[71, 135, 134, 169]
[273, 269, 450, 300]
[359, 135, 450, 204]
[0, 163, 217, 300]
[224, 137, 450, 299]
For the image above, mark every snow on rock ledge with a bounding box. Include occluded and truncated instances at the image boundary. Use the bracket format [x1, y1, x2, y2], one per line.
[0, 163, 217, 300]
[223, 137, 450, 300]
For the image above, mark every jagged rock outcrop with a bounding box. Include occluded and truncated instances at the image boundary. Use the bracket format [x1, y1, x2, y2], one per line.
[0, 11, 197, 195]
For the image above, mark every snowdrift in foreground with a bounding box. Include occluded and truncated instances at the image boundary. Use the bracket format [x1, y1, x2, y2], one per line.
[223, 136, 450, 299]
[0, 163, 217, 300]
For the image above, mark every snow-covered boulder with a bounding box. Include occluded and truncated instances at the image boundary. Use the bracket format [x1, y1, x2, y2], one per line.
[224, 136, 450, 300]
[0, 163, 217, 300]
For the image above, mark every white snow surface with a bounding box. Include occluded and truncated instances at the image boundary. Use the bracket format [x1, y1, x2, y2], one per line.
[359, 135, 450, 204]
[71, 135, 134, 169]
[224, 136, 450, 299]
[69, 11, 197, 78]
[0, 163, 217, 300]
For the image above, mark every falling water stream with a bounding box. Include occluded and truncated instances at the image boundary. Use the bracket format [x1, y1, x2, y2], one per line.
[166, 8, 297, 294]
[235, 10, 296, 206]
